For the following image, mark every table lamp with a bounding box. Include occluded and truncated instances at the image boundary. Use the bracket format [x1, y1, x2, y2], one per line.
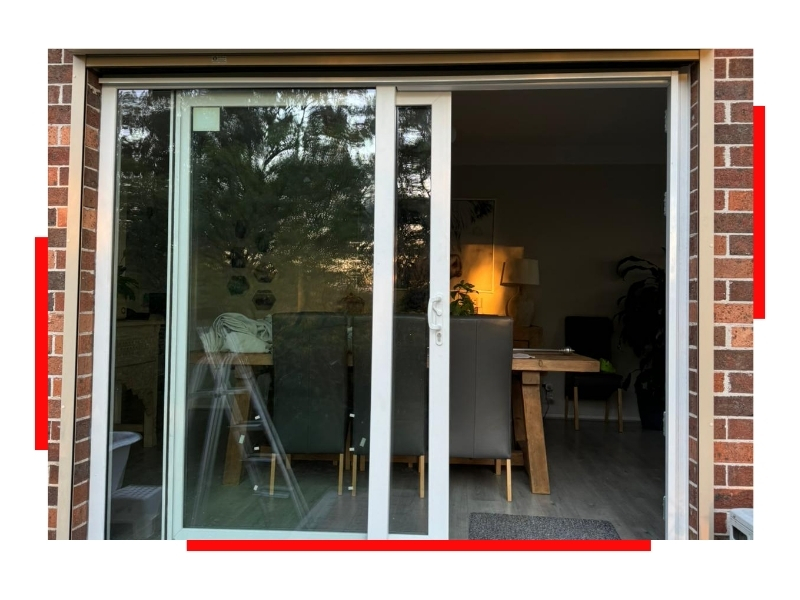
[500, 258, 539, 325]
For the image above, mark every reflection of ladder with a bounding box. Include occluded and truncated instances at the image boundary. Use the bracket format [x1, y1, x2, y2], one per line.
[189, 329, 309, 527]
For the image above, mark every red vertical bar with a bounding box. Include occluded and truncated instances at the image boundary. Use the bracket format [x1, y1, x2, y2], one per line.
[753, 106, 765, 319]
[35, 236, 49, 450]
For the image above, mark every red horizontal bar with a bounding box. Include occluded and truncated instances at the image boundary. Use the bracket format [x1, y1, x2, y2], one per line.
[35, 236, 49, 451]
[187, 539, 651, 552]
[753, 105, 765, 319]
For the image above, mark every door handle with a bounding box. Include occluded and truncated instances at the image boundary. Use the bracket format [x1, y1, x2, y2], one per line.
[427, 294, 444, 346]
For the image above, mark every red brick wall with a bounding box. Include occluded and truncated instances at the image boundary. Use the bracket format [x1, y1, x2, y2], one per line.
[688, 62, 700, 538]
[71, 70, 102, 540]
[47, 48, 73, 539]
[712, 49, 754, 539]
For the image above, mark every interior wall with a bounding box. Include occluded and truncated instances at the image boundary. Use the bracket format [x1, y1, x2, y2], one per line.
[452, 164, 666, 422]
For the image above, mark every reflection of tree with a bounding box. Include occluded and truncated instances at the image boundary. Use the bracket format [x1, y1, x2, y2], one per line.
[189, 89, 376, 304]
[117, 90, 172, 296]
[395, 107, 431, 312]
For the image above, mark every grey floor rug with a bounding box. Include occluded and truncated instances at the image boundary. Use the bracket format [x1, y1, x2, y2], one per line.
[468, 512, 621, 540]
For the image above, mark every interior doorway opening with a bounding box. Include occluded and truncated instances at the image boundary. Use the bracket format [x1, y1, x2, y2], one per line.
[446, 87, 668, 540]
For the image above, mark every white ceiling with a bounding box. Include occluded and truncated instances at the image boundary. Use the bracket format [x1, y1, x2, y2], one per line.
[451, 88, 668, 166]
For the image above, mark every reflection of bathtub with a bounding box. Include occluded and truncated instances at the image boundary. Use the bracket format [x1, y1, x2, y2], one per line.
[110, 431, 141, 493]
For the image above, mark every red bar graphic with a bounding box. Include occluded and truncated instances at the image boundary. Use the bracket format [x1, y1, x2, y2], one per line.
[35, 236, 49, 450]
[753, 106, 765, 319]
[187, 539, 651, 552]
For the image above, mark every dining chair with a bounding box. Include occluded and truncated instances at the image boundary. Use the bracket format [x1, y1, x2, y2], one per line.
[270, 312, 350, 495]
[350, 314, 428, 498]
[450, 315, 514, 501]
[564, 316, 624, 432]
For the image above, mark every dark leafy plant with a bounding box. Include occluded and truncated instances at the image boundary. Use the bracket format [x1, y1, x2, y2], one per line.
[450, 280, 478, 316]
[117, 265, 139, 301]
[615, 255, 665, 430]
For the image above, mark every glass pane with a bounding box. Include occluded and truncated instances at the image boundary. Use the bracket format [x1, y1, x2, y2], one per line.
[183, 89, 376, 534]
[109, 89, 172, 539]
[389, 106, 432, 535]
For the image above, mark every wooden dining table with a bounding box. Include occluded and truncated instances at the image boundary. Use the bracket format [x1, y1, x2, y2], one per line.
[190, 348, 599, 495]
[511, 351, 600, 495]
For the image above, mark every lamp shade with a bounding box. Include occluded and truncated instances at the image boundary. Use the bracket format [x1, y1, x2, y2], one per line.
[501, 258, 540, 286]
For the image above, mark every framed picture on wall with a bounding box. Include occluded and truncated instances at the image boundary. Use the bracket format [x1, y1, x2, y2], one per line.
[451, 198, 496, 293]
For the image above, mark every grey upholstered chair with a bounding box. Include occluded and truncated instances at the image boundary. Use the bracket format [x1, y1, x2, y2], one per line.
[270, 312, 350, 495]
[449, 316, 514, 501]
[351, 314, 428, 498]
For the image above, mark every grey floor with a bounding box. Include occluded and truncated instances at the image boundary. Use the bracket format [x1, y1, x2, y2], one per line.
[117, 417, 664, 540]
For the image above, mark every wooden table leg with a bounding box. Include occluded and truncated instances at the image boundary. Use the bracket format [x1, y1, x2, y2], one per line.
[517, 371, 550, 494]
[222, 367, 251, 486]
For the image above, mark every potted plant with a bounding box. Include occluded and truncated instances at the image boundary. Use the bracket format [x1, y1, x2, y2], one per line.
[450, 279, 478, 316]
[614, 255, 665, 431]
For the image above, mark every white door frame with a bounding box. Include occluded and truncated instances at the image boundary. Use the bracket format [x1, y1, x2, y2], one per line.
[89, 69, 690, 540]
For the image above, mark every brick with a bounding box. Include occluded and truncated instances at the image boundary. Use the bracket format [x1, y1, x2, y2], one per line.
[728, 465, 753, 487]
[714, 168, 753, 189]
[690, 392, 698, 416]
[48, 399, 61, 419]
[714, 441, 753, 463]
[85, 147, 99, 170]
[729, 235, 752, 256]
[48, 49, 63, 63]
[728, 373, 753, 394]
[714, 190, 725, 210]
[714, 235, 726, 255]
[48, 147, 70, 166]
[63, 85, 72, 104]
[48, 508, 57, 529]
[714, 146, 725, 167]
[72, 525, 88, 540]
[714, 102, 725, 123]
[48, 65, 72, 85]
[715, 124, 752, 145]
[714, 58, 727, 79]
[730, 146, 753, 167]
[77, 333, 94, 354]
[728, 419, 753, 440]
[715, 258, 753, 278]
[714, 465, 726, 486]
[54, 333, 63, 354]
[48, 442, 59, 462]
[76, 397, 92, 419]
[74, 439, 90, 462]
[690, 415, 698, 438]
[48, 228, 67, 249]
[48, 167, 59, 186]
[48, 187, 68, 206]
[715, 350, 753, 370]
[727, 191, 753, 212]
[728, 58, 753, 79]
[714, 371, 724, 392]
[80, 250, 96, 271]
[51, 378, 62, 398]
[731, 326, 753, 348]
[715, 80, 753, 100]
[59, 167, 70, 186]
[75, 418, 91, 441]
[714, 489, 753, 510]
[689, 482, 698, 507]
[82, 207, 97, 231]
[49, 313, 64, 333]
[80, 271, 95, 292]
[48, 105, 72, 126]
[76, 376, 92, 397]
[729, 281, 753, 301]
[71, 503, 88, 528]
[715, 212, 752, 234]
[714, 281, 726, 301]
[83, 188, 97, 209]
[48, 357, 63, 377]
[50, 420, 60, 441]
[48, 85, 60, 104]
[83, 166, 98, 190]
[713, 512, 728, 535]
[731, 102, 753, 123]
[56, 208, 68, 228]
[48, 125, 59, 145]
[78, 314, 94, 334]
[81, 230, 97, 252]
[85, 126, 99, 150]
[49, 464, 59, 485]
[86, 106, 100, 129]
[715, 49, 753, 57]
[714, 303, 752, 323]
[714, 418, 725, 439]
[72, 481, 89, 506]
[63, 50, 73, 63]
[59, 126, 71, 146]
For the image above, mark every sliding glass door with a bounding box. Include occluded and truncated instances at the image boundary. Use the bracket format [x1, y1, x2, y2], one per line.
[165, 87, 452, 539]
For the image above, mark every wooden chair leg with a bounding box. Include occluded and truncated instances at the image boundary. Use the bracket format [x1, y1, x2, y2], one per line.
[351, 454, 357, 496]
[359, 455, 366, 472]
[338, 453, 344, 496]
[573, 386, 580, 430]
[618, 388, 624, 433]
[495, 459, 502, 475]
[506, 458, 512, 502]
[269, 453, 276, 496]
[419, 455, 425, 499]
